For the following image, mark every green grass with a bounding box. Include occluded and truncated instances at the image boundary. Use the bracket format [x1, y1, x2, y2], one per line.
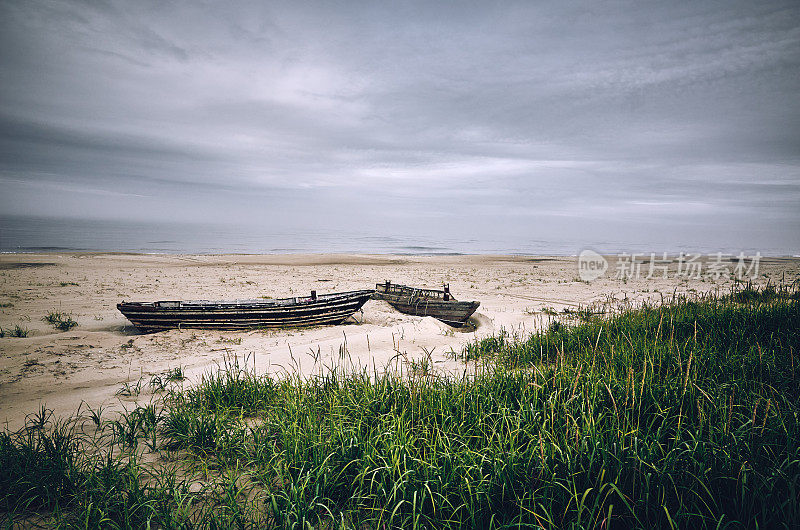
[0, 408, 82, 513]
[1, 285, 798, 528]
[43, 311, 78, 331]
[727, 281, 799, 304]
[149, 366, 186, 393]
[0, 324, 29, 337]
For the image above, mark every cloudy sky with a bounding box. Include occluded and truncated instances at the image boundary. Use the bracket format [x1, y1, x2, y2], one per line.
[1, 0, 798, 252]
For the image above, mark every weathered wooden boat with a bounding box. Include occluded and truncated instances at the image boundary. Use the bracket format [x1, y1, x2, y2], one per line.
[373, 281, 480, 327]
[117, 290, 374, 331]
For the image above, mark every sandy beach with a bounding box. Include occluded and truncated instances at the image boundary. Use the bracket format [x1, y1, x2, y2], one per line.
[1, 252, 798, 430]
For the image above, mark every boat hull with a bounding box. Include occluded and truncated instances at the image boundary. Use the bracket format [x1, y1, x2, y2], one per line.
[375, 292, 480, 327]
[117, 290, 374, 331]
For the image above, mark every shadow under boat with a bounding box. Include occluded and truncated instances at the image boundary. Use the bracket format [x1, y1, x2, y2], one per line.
[372, 281, 480, 328]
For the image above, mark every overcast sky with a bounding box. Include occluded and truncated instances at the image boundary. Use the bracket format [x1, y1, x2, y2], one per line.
[1, 0, 798, 252]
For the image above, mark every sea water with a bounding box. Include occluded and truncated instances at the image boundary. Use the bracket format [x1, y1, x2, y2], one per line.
[0, 215, 792, 256]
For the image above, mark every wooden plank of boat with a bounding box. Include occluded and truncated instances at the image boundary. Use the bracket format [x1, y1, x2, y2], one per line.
[373, 281, 479, 327]
[117, 289, 374, 331]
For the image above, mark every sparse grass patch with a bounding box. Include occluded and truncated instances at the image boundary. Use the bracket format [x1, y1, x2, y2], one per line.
[116, 379, 144, 397]
[149, 367, 186, 393]
[165, 366, 185, 381]
[43, 311, 78, 331]
[728, 281, 796, 304]
[0, 324, 30, 337]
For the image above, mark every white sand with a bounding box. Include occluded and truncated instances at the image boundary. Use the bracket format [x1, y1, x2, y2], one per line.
[1, 253, 797, 430]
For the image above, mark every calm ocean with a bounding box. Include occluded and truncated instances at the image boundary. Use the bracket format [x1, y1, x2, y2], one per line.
[0, 216, 791, 256]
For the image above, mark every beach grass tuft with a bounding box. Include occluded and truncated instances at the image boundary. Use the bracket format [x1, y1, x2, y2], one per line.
[0, 324, 30, 337]
[43, 311, 78, 331]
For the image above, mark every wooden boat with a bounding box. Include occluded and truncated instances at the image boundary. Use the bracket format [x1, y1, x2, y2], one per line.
[373, 281, 480, 327]
[117, 289, 374, 331]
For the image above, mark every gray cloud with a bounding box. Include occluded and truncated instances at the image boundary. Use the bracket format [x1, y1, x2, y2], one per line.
[1, 0, 798, 252]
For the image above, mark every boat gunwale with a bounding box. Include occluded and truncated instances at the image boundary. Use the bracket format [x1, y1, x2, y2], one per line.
[374, 282, 455, 300]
